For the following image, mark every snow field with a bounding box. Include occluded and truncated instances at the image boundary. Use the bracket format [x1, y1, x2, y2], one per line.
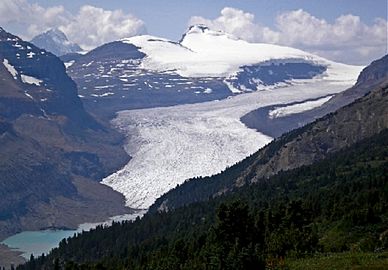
[121, 26, 363, 80]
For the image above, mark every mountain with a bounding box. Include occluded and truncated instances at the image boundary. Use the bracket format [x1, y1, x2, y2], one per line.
[18, 58, 388, 269]
[30, 28, 82, 57]
[66, 25, 361, 120]
[150, 54, 388, 212]
[0, 27, 130, 241]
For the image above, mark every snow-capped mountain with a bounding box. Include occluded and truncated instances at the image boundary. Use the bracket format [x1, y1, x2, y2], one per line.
[122, 25, 359, 86]
[67, 25, 361, 120]
[30, 28, 82, 56]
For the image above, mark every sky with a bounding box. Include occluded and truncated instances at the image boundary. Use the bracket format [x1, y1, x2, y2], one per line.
[0, 0, 387, 65]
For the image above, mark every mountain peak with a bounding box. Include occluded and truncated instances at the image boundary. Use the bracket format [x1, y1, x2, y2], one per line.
[187, 24, 210, 33]
[30, 28, 82, 56]
[184, 24, 228, 36]
[45, 28, 68, 40]
[180, 24, 235, 43]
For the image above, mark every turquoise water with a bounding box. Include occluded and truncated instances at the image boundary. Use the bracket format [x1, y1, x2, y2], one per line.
[0, 211, 146, 259]
[2, 229, 79, 258]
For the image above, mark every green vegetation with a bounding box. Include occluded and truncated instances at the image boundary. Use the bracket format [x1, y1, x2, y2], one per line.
[287, 252, 388, 270]
[18, 128, 388, 269]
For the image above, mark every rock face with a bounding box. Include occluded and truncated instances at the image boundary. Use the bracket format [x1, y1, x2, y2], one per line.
[30, 28, 82, 56]
[0, 27, 130, 240]
[150, 55, 388, 212]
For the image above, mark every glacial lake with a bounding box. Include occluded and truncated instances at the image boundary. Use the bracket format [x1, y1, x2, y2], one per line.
[2, 229, 79, 259]
[1, 211, 146, 259]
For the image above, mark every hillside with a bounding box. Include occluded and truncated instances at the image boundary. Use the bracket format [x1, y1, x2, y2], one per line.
[0, 27, 130, 241]
[18, 85, 388, 269]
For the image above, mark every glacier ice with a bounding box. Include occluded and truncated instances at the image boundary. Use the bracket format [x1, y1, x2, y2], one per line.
[102, 75, 359, 209]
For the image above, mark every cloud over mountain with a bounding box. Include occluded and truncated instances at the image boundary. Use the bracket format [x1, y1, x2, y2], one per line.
[60, 5, 146, 50]
[189, 7, 388, 64]
[0, 0, 146, 50]
[0, 1, 385, 64]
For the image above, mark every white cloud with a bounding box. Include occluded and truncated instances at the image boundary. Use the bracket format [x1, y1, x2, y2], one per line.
[189, 7, 280, 44]
[60, 5, 146, 50]
[0, 0, 69, 36]
[0, 0, 146, 50]
[189, 7, 388, 64]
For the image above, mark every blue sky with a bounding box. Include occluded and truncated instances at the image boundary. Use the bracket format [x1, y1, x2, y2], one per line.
[28, 0, 388, 40]
[0, 0, 387, 64]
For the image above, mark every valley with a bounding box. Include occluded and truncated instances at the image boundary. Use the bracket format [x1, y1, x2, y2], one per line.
[0, 71, 359, 263]
[0, 6, 385, 267]
[21, 71, 388, 270]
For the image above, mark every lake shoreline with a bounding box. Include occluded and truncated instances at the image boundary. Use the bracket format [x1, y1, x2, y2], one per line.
[0, 210, 146, 267]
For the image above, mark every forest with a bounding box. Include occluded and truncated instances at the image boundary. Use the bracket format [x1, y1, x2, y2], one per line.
[18, 128, 388, 269]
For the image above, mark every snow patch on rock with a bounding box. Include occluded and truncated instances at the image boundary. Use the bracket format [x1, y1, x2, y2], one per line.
[65, 61, 75, 68]
[21, 74, 43, 86]
[2, 58, 18, 79]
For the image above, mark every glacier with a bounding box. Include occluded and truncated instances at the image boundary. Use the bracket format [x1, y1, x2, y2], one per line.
[102, 74, 360, 209]
[100, 25, 363, 209]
